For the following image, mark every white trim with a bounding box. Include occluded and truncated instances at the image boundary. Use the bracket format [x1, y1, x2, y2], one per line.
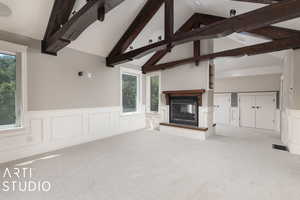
[146, 71, 161, 114]
[0, 40, 28, 134]
[0, 106, 146, 164]
[120, 67, 143, 115]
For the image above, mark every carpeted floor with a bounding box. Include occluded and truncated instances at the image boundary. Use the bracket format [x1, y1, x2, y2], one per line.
[1, 126, 300, 200]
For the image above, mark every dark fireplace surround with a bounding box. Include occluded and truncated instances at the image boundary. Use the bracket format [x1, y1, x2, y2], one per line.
[162, 90, 205, 128]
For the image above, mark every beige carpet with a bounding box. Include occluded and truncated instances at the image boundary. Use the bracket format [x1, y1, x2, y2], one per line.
[1, 126, 300, 200]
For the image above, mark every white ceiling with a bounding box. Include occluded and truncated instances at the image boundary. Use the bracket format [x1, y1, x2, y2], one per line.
[0, 0, 298, 74]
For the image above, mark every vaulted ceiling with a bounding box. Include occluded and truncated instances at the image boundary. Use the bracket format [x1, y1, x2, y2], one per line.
[0, 0, 299, 75]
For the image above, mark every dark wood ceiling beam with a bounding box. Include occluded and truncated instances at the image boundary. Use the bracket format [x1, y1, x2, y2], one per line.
[232, 0, 284, 4]
[143, 36, 300, 73]
[43, 0, 76, 41]
[107, 0, 300, 66]
[143, 12, 300, 69]
[107, 0, 165, 60]
[194, 13, 300, 40]
[165, 0, 174, 41]
[142, 14, 200, 67]
[42, 0, 124, 55]
[193, 23, 201, 66]
[194, 40, 201, 66]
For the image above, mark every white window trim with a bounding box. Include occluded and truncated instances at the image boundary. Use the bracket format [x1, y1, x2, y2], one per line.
[146, 71, 161, 114]
[120, 67, 142, 115]
[0, 40, 28, 133]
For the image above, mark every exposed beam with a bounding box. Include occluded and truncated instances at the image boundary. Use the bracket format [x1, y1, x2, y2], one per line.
[42, 0, 124, 55]
[193, 23, 201, 66]
[143, 36, 300, 73]
[107, 0, 165, 60]
[107, 0, 300, 66]
[232, 0, 284, 4]
[194, 13, 300, 40]
[165, 0, 174, 41]
[194, 40, 201, 66]
[143, 14, 200, 67]
[142, 13, 300, 69]
[43, 0, 76, 41]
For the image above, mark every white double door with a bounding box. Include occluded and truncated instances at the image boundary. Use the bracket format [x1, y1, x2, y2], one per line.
[214, 94, 231, 125]
[239, 94, 276, 130]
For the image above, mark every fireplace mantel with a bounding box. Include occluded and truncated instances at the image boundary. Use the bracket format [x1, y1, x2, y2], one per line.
[162, 89, 205, 106]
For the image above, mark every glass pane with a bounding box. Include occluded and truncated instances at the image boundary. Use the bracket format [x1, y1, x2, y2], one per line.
[150, 76, 159, 112]
[122, 74, 137, 113]
[0, 53, 16, 126]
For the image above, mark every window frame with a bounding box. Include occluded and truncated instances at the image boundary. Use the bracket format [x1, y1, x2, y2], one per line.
[120, 67, 142, 115]
[146, 71, 161, 114]
[0, 40, 28, 133]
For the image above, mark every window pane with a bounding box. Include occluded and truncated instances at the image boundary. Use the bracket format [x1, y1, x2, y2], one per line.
[150, 76, 159, 112]
[0, 53, 16, 126]
[122, 74, 137, 113]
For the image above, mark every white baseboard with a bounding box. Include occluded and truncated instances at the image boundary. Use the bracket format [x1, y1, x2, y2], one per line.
[0, 107, 146, 164]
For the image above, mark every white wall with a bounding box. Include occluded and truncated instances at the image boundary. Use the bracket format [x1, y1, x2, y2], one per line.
[0, 31, 147, 163]
[160, 40, 214, 107]
[281, 49, 300, 155]
[215, 74, 281, 93]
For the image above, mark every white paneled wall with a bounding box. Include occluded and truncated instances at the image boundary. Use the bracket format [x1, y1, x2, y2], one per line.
[0, 107, 146, 164]
[287, 109, 300, 155]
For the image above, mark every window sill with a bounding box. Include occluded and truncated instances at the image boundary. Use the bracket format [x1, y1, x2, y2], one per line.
[146, 111, 161, 116]
[120, 112, 144, 117]
[0, 125, 25, 135]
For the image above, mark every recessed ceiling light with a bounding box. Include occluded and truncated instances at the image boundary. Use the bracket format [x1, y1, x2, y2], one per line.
[0, 2, 12, 17]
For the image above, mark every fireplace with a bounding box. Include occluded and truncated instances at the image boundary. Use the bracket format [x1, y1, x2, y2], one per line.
[162, 89, 205, 128]
[170, 96, 198, 126]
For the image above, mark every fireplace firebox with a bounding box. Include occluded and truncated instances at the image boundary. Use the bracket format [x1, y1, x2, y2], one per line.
[170, 96, 198, 126]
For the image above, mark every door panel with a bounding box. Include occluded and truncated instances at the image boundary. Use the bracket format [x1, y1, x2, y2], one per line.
[255, 95, 276, 130]
[239, 95, 256, 128]
[214, 95, 230, 125]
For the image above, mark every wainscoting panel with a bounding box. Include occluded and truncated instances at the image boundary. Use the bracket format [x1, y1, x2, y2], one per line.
[0, 107, 146, 164]
[51, 115, 83, 140]
[287, 109, 300, 155]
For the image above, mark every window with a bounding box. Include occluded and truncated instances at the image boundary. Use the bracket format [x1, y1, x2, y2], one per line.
[0, 40, 27, 132]
[0, 53, 17, 127]
[146, 72, 160, 113]
[121, 68, 141, 114]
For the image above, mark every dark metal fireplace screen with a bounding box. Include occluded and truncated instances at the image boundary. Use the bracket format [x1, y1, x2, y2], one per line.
[170, 96, 198, 127]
